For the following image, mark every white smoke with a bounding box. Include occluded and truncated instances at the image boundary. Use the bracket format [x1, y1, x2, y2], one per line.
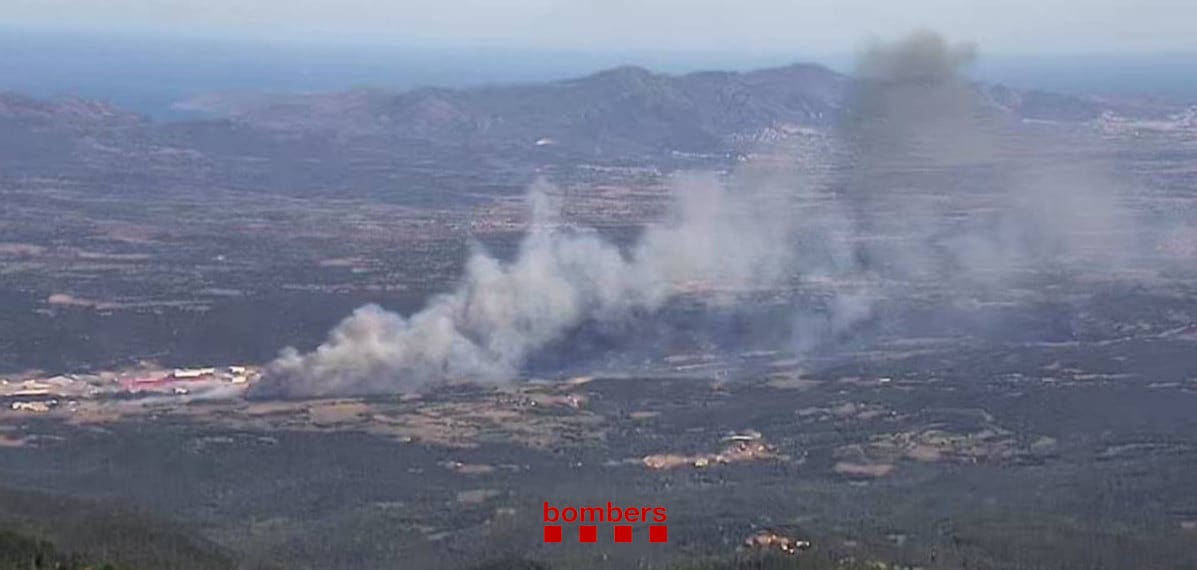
[258, 174, 809, 397]
[256, 31, 1165, 399]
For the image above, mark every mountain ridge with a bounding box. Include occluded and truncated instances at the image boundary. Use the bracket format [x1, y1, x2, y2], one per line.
[3, 60, 1193, 187]
[174, 60, 1188, 156]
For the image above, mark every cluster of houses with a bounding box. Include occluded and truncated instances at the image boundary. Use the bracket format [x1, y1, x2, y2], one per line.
[0, 365, 258, 414]
[642, 430, 780, 470]
[742, 530, 813, 555]
[11, 399, 59, 413]
[120, 366, 253, 391]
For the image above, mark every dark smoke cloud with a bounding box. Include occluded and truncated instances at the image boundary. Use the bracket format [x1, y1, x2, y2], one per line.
[254, 31, 1170, 399]
[856, 30, 977, 82]
[840, 30, 1139, 284]
[846, 30, 988, 168]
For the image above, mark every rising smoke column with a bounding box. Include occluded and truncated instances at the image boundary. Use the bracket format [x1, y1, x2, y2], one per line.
[254, 174, 800, 397]
[840, 30, 1138, 284]
[256, 30, 1151, 398]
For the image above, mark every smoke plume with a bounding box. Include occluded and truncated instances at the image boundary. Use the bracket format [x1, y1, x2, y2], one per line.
[255, 174, 803, 397]
[840, 30, 1139, 284]
[255, 31, 1161, 398]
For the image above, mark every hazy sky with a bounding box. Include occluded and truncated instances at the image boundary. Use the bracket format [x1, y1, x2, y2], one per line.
[3, 0, 1192, 53]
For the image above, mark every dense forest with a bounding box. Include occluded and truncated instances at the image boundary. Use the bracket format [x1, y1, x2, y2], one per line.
[0, 486, 886, 570]
[0, 529, 132, 570]
[465, 555, 877, 570]
[0, 527, 876, 570]
[0, 486, 234, 570]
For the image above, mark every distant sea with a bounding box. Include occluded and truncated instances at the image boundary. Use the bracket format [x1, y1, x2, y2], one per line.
[3, 28, 1196, 120]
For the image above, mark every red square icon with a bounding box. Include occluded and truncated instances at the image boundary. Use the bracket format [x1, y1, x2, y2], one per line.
[649, 525, 668, 543]
[579, 525, 597, 543]
[614, 525, 633, 543]
[543, 525, 562, 543]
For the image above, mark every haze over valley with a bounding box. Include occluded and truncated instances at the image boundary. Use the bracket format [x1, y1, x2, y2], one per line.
[2, 26, 1197, 570]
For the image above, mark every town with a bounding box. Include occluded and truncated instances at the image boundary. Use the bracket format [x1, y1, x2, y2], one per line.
[0, 364, 260, 414]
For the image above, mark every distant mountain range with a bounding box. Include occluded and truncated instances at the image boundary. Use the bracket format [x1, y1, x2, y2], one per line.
[2, 61, 1193, 197]
[174, 62, 1188, 154]
[197, 63, 846, 154]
